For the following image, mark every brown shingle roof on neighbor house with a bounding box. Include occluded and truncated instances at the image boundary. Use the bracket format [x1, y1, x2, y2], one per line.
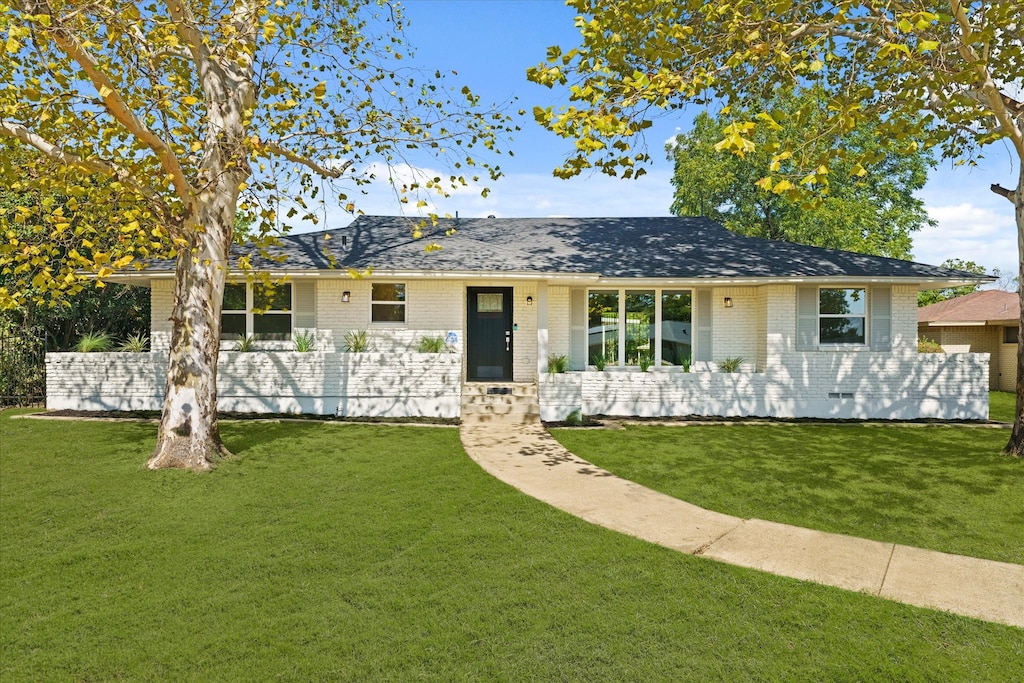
[918, 290, 1019, 325]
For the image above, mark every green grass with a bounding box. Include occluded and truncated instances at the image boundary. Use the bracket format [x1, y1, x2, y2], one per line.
[2, 411, 1022, 680]
[990, 390, 1015, 423]
[552, 424, 1024, 564]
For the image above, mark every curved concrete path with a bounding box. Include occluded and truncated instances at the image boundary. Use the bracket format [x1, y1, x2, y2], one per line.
[460, 423, 1024, 628]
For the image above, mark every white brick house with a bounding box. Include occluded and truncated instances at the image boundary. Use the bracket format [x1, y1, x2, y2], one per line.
[47, 216, 994, 420]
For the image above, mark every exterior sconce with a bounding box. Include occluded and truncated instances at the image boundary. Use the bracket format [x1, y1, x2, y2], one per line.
[342, 291, 351, 303]
[724, 297, 733, 308]
[526, 296, 534, 306]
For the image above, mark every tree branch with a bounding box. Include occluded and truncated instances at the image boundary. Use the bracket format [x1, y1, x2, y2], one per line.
[162, 0, 211, 68]
[18, 0, 196, 203]
[260, 140, 354, 178]
[950, 0, 1024, 160]
[990, 183, 1018, 203]
[0, 120, 170, 217]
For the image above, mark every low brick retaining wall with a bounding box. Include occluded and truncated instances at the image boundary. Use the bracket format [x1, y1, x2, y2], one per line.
[46, 352, 461, 418]
[539, 353, 989, 421]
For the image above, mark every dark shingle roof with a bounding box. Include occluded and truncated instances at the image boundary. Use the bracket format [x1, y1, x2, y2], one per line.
[145, 216, 991, 281]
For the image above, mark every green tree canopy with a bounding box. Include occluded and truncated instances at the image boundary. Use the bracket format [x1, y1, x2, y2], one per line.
[1, 0, 512, 470]
[668, 90, 935, 259]
[529, 0, 1023, 455]
[917, 259, 990, 306]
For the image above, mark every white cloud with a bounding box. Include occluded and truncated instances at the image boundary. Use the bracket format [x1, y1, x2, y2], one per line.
[916, 201, 1016, 276]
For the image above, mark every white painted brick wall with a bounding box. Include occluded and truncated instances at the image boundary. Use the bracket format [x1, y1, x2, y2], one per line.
[150, 280, 174, 351]
[538, 373, 583, 421]
[547, 286, 571, 359]
[892, 285, 918, 353]
[46, 352, 462, 418]
[537, 351, 989, 421]
[712, 286, 757, 368]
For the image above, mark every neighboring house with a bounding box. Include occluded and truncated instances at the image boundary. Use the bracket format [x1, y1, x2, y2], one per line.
[918, 289, 1018, 391]
[47, 216, 994, 420]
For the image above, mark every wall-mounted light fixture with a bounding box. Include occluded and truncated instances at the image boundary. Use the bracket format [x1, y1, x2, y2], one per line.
[723, 297, 733, 308]
[342, 291, 351, 303]
[526, 296, 534, 306]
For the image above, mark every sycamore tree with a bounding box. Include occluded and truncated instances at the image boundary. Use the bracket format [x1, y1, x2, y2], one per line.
[529, 0, 1024, 456]
[1, 0, 511, 470]
[668, 88, 935, 259]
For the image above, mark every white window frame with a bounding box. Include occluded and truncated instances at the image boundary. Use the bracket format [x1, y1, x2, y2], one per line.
[220, 282, 294, 341]
[370, 282, 407, 325]
[817, 287, 868, 346]
[586, 287, 694, 368]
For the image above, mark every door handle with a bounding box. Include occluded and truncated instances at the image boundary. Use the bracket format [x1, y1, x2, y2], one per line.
[505, 330, 511, 351]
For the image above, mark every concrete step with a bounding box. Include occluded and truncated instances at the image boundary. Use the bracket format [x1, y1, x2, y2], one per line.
[461, 402, 540, 416]
[461, 383, 537, 398]
[461, 411, 541, 425]
[460, 382, 540, 425]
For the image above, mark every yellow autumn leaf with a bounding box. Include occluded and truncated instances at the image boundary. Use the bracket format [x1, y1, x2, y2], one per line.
[772, 179, 794, 194]
[183, 95, 198, 106]
[313, 82, 327, 100]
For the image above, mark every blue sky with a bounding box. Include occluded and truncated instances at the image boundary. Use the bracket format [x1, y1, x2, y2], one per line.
[334, 0, 1016, 280]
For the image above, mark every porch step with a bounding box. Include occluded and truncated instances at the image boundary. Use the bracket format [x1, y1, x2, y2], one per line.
[461, 383, 540, 425]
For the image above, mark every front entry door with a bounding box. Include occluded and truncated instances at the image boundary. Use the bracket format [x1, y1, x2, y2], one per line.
[467, 287, 513, 381]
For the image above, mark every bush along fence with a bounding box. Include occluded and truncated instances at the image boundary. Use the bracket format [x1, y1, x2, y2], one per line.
[0, 324, 45, 407]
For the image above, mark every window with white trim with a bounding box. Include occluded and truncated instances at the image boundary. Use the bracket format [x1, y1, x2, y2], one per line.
[587, 288, 693, 367]
[220, 283, 293, 340]
[371, 283, 406, 323]
[818, 288, 866, 344]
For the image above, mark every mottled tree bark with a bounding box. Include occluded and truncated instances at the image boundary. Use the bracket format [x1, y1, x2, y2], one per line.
[147, 4, 256, 470]
[1004, 162, 1024, 457]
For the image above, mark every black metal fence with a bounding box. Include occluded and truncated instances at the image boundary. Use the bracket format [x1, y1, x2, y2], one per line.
[0, 325, 45, 407]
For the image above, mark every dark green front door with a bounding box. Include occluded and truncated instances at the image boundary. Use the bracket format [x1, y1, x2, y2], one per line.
[466, 287, 513, 381]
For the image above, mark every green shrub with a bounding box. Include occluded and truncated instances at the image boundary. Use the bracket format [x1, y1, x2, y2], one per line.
[547, 353, 569, 374]
[76, 331, 112, 352]
[591, 353, 606, 371]
[565, 409, 584, 426]
[717, 356, 744, 373]
[918, 337, 944, 353]
[343, 329, 370, 352]
[680, 355, 692, 372]
[293, 330, 317, 352]
[118, 333, 150, 352]
[638, 351, 653, 372]
[417, 335, 448, 353]
[235, 334, 257, 352]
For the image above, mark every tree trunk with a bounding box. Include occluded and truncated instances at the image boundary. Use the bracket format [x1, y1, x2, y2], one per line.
[147, 199, 235, 471]
[1005, 162, 1024, 457]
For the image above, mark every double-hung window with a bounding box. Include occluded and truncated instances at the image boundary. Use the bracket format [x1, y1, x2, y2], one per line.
[220, 283, 293, 340]
[371, 283, 406, 323]
[818, 288, 866, 345]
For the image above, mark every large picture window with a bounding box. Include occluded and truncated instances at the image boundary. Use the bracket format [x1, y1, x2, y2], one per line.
[661, 290, 692, 365]
[588, 288, 694, 367]
[588, 291, 619, 365]
[220, 283, 293, 340]
[819, 288, 866, 344]
[371, 283, 406, 323]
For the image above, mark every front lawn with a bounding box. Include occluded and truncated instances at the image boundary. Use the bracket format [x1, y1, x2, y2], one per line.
[991, 390, 1015, 423]
[1, 412, 1021, 680]
[552, 424, 1024, 564]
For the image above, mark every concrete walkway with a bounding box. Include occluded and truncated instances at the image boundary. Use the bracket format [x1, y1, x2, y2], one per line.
[460, 422, 1024, 628]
